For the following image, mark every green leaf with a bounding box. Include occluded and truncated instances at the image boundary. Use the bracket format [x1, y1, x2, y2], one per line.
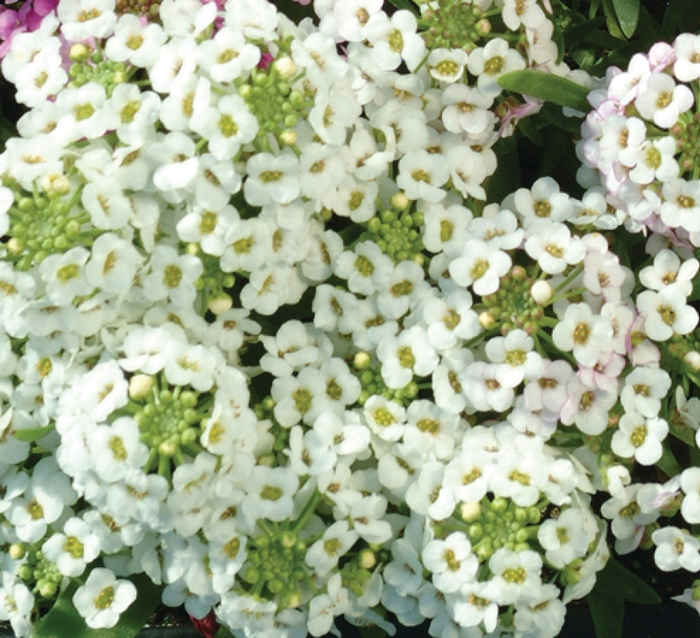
[661, 0, 700, 41]
[497, 71, 590, 114]
[602, 0, 625, 39]
[563, 17, 606, 48]
[357, 625, 390, 638]
[34, 573, 163, 638]
[12, 424, 54, 442]
[593, 558, 662, 605]
[613, 0, 640, 38]
[215, 626, 236, 638]
[587, 589, 624, 638]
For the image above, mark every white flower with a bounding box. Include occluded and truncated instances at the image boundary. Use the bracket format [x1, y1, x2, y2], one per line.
[377, 325, 438, 390]
[242, 466, 299, 523]
[552, 302, 613, 367]
[660, 179, 700, 232]
[652, 526, 700, 572]
[58, 0, 117, 41]
[448, 240, 511, 296]
[674, 33, 700, 82]
[489, 548, 543, 606]
[244, 151, 301, 206]
[397, 149, 450, 203]
[422, 531, 477, 594]
[106, 14, 167, 67]
[42, 517, 101, 577]
[639, 249, 699, 297]
[306, 520, 359, 577]
[73, 568, 137, 629]
[468, 38, 526, 98]
[636, 283, 699, 341]
[635, 73, 694, 128]
[39, 247, 93, 306]
[538, 507, 593, 568]
[427, 48, 468, 83]
[142, 245, 203, 308]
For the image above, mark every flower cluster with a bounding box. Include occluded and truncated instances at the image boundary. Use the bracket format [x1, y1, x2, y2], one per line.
[1, 0, 700, 637]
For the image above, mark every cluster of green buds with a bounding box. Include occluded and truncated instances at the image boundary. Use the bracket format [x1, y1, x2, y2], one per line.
[11, 543, 62, 600]
[353, 351, 419, 406]
[236, 39, 312, 151]
[458, 496, 542, 563]
[241, 530, 306, 608]
[4, 181, 89, 271]
[360, 196, 424, 265]
[117, 374, 210, 478]
[67, 44, 129, 96]
[418, 0, 492, 52]
[481, 266, 547, 335]
[664, 332, 700, 375]
[671, 112, 700, 177]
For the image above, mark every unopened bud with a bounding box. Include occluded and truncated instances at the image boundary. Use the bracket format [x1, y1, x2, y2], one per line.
[129, 374, 154, 399]
[391, 192, 410, 209]
[353, 351, 372, 370]
[359, 548, 376, 570]
[461, 501, 481, 522]
[69, 43, 91, 62]
[40, 173, 70, 196]
[208, 293, 233, 315]
[685, 351, 700, 371]
[531, 280, 553, 305]
[279, 129, 297, 146]
[479, 311, 495, 329]
[8, 544, 25, 560]
[273, 56, 297, 78]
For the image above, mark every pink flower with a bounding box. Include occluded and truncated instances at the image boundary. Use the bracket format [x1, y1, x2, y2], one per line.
[0, 0, 58, 58]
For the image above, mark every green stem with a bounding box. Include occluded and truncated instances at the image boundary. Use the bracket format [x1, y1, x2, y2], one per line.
[292, 488, 324, 535]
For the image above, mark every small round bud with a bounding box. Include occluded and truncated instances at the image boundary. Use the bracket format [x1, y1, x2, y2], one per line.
[353, 351, 372, 370]
[531, 280, 553, 305]
[7, 238, 24, 254]
[38, 580, 57, 598]
[359, 548, 376, 570]
[478, 311, 495, 329]
[685, 351, 700, 371]
[40, 173, 70, 196]
[9, 544, 25, 560]
[129, 374, 154, 399]
[281, 531, 297, 548]
[461, 501, 481, 522]
[273, 56, 298, 78]
[208, 293, 233, 315]
[279, 129, 297, 146]
[391, 192, 410, 209]
[159, 440, 178, 457]
[69, 43, 91, 62]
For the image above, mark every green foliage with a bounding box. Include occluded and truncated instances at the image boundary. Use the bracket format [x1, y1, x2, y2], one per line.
[497, 71, 591, 113]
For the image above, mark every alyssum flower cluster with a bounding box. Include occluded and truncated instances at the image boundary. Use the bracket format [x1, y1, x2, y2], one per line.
[0, 0, 699, 637]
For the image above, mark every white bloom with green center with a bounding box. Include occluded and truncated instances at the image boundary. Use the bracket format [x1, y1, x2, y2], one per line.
[42, 517, 101, 577]
[489, 548, 543, 606]
[427, 48, 468, 83]
[142, 244, 203, 308]
[55, 82, 109, 143]
[652, 526, 700, 572]
[73, 568, 137, 629]
[87, 417, 149, 483]
[191, 93, 259, 162]
[105, 14, 167, 67]
[468, 38, 526, 98]
[538, 507, 590, 568]
[551, 302, 613, 368]
[636, 282, 699, 341]
[377, 325, 438, 390]
[364, 10, 426, 72]
[525, 220, 586, 275]
[513, 583, 567, 638]
[39, 246, 93, 306]
[422, 531, 477, 594]
[334, 241, 392, 296]
[448, 239, 511, 297]
[242, 465, 299, 523]
[14, 44, 67, 109]
[612, 412, 668, 466]
[306, 520, 359, 577]
[244, 150, 301, 206]
[485, 328, 544, 388]
[626, 137, 679, 185]
[197, 26, 261, 83]
[104, 84, 162, 146]
[82, 177, 132, 230]
[639, 248, 699, 296]
[397, 149, 450, 204]
[422, 202, 472, 256]
[85, 232, 144, 295]
[635, 72, 694, 129]
[620, 366, 671, 417]
[405, 461, 455, 521]
[331, 175, 379, 223]
[150, 131, 200, 196]
[0, 573, 34, 638]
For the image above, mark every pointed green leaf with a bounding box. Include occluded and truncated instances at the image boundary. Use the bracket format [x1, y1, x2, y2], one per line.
[593, 558, 661, 605]
[497, 71, 590, 114]
[587, 589, 624, 638]
[34, 573, 163, 638]
[12, 424, 55, 442]
[602, 0, 625, 39]
[613, 0, 640, 38]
